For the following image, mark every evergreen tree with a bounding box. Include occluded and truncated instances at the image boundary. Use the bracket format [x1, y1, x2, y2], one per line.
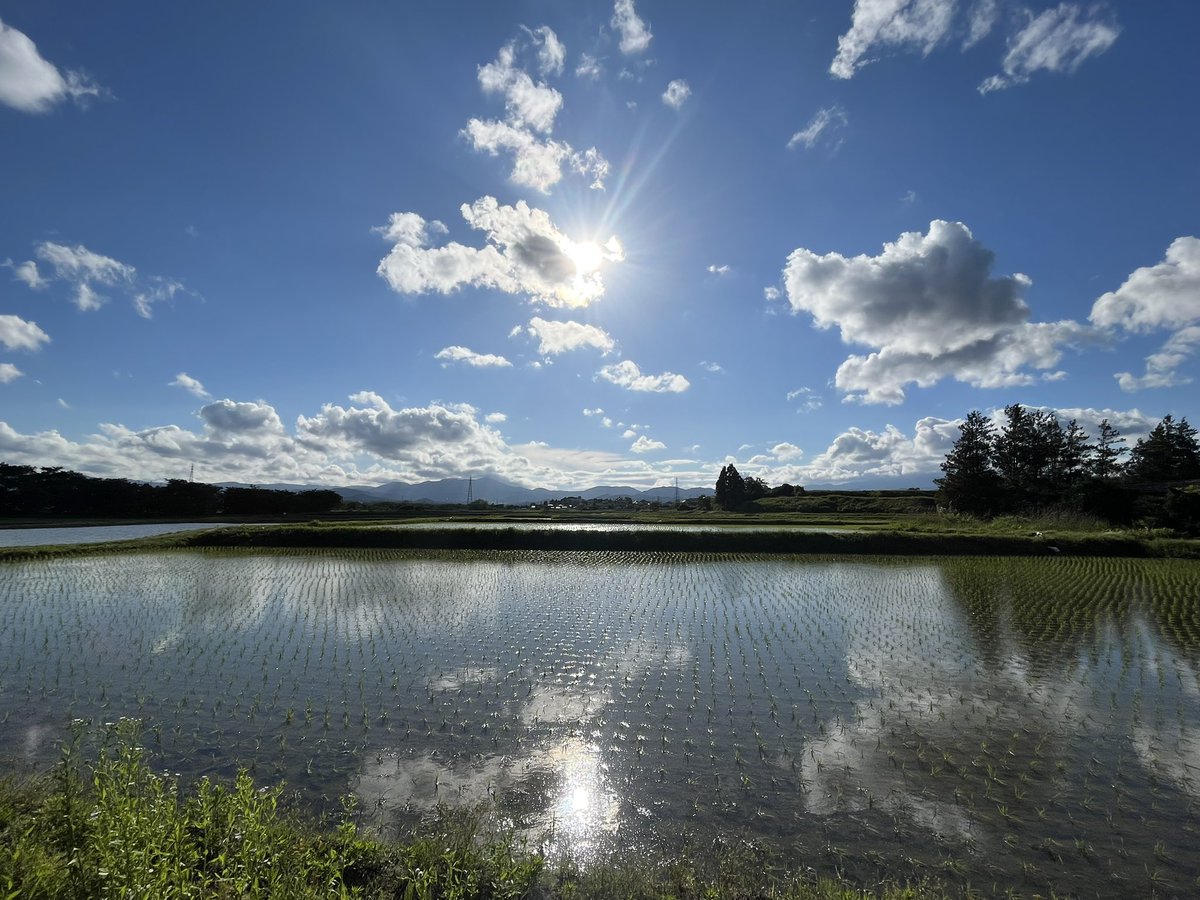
[714, 464, 746, 510]
[1126, 415, 1200, 482]
[1090, 419, 1126, 480]
[936, 411, 1001, 516]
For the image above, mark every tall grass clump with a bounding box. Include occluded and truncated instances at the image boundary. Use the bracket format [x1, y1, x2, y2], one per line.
[0, 719, 374, 898]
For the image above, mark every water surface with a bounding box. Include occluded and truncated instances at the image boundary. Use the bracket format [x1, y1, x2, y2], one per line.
[1, 550, 1198, 895]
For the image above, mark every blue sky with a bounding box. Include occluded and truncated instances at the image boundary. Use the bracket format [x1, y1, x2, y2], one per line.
[1, 1, 1197, 490]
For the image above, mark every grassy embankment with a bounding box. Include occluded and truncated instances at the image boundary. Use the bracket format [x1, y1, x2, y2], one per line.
[0, 722, 945, 900]
[2, 515, 1198, 562]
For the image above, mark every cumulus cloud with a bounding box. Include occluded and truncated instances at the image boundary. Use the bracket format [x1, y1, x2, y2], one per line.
[296, 392, 533, 481]
[0, 363, 21, 384]
[979, 3, 1119, 93]
[700, 361, 724, 373]
[485, 412, 507, 424]
[1090, 237, 1200, 333]
[830, 0, 957, 79]
[525, 317, 616, 355]
[477, 40, 563, 133]
[376, 197, 623, 308]
[0, 17, 105, 113]
[0, 314, 50, 352]
[170, 372, 211, 399]
[583, 407, 604, 417]
[787, 105, 848, 151]
[1114, 328, 1200, 392]
[3, 258, 46, 289]
[612, 0, 653, 54]
[435, 345, 513, 368]
[707, 264, 730, 275]
[661, 79, 691, 109]
[464, 32, 609, 192]
[14, 240, 187, 317]
[598, 360, 690, 393]
[630, 435, 666, 453]
[783, 220, 1089, 404]
[1090, 237, 1200, 391]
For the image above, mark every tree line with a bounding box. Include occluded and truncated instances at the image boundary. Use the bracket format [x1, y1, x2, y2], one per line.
[937, 406, 1200, 528]
[0, 463, 342, 518]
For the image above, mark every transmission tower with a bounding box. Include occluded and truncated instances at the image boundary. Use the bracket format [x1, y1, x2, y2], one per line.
[466, 475, 474, 504]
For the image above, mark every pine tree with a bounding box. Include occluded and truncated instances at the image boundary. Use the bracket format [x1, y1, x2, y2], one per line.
[936, 411, 1001, 516]
[1090, 419, 1126, 480]
[1127, 415, 1200, 482]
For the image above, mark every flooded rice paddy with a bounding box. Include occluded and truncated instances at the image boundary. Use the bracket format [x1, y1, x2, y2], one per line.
[2, 549, 1199, 895]
[0, 522, 235, 547]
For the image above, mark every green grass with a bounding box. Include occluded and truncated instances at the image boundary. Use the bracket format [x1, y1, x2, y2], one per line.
[0, 722, 955, 900]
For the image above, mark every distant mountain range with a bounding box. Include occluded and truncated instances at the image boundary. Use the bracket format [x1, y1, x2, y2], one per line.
[217, 475, 714, 506]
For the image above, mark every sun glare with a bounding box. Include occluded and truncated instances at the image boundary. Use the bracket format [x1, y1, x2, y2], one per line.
[567, 240, 605, 275]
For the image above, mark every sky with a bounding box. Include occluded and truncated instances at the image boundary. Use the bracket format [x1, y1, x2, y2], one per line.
[1, 1, 1198, 491]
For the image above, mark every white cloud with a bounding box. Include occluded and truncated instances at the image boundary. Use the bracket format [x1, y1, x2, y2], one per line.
[763, 286, 781, 301]
[1115, 326, 1200, 392]
[485, 412, 508, 423]
[601, 417, 613, 428]
[463, 119, 609, 194]
[0, 363, 21, 384]
[435, 345, 513, 368]
[0, 314, 50, 352]
[296, 392, 535, 481]
[979, 3, 1119, 93]
[700, 361, 724, 373]
[377, 197, 623, 308]
[528, 25, 565, 77]
[707, 264, 730, 275]
[630, 435, 666, 453]
[0, 17, 105, 113]
[612, 0, 653, 55]
[1090, 237, 1200, 333]
[575, 53, 603, 80]
[786, 387, 822, 412]
[478, 41, 563, 133]
[963, 0, 998, 49]
[783, 220, 1089, 404]
[598, 360, 690, 393]
[661, 79, 691, 109]
[133, 278, 185, 319]
[622, 427, 638, 439]
[582, 407, 605, 417]
[170, 372, 211, 399]
[3, 258, 46, 288]
[787, 105, 848, 151]
[1090, 237, 1200, 391]
[830, 0, 957, 79]
[526, 317, 616, 355]
[37, 241, 134, 288]
[771, 442, 804, 462]
[18, 240, 186, 317]
[465, 34, 609, 192]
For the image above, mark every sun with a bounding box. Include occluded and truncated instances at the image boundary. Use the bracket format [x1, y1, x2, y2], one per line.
[566, 240, 605, 275]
